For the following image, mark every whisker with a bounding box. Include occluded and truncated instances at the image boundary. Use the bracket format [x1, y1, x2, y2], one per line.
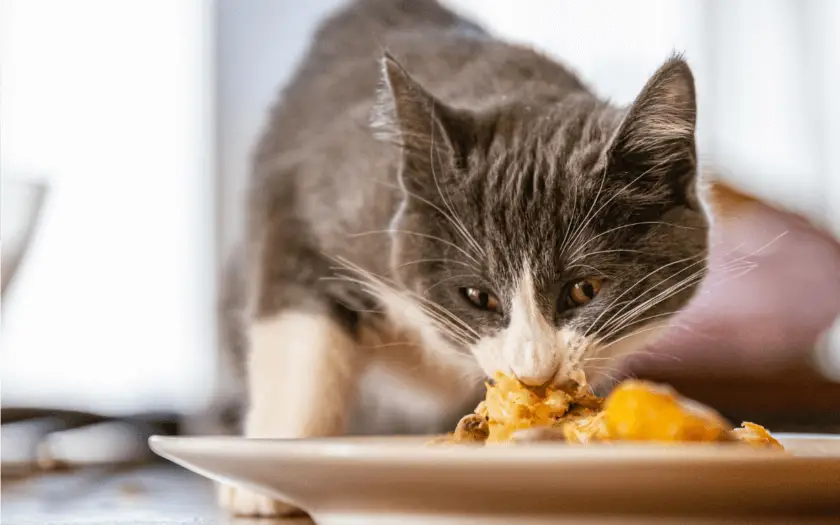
[566, 248, 653, 267]
[373, 178, 484, 258]
[425, 273, 480, 293]
[598, 265, 708, 336]
[557, 178, 582, 256]
[594, 252, 762, 349]
[563, 158, 672, 255]
[582, 251, 706, 338]
[396, 258, 476, 270]
[595, 308, 687, 347]
[568, 221, 698, 261]
[324, 274, 474, 343]
[348, 229, 482, 267]
[428, 103, 487, 259]
[560, 156, 611, 256]
[331, 255, 480, 340]
[591, 324, 669, 359]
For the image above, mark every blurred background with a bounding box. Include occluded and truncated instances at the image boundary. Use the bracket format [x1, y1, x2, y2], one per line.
[2, 0, 840, 504]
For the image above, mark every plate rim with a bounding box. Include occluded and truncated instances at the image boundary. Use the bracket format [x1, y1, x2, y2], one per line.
[149, 432, 840, 467]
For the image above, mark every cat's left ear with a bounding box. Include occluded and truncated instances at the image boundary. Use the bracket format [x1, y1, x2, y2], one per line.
[607, 55, 699, 209]
[372, 52, 475, 194]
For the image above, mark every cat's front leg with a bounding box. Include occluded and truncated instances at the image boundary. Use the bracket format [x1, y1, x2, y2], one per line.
[219, 309, 361, 517]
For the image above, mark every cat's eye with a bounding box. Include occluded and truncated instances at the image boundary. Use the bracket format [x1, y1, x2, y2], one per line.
[461, 287, 501, 313]
[565, 277, 603, 308]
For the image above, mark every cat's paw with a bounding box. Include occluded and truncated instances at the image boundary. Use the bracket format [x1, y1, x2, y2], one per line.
[217, 483, 302, 517]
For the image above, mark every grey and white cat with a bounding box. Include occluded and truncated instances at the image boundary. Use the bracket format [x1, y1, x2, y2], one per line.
[220, 0, 708, 516]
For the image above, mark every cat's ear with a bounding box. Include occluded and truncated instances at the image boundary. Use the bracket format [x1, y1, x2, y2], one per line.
[372, 52, 474, 191]
[607, 55, 699, 209]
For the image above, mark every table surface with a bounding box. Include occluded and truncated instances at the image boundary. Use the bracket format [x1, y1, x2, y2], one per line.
[4, 461, 840, 525]
[1, 462, 315, 525]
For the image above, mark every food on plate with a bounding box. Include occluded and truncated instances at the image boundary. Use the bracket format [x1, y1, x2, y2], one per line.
[731, 421, 784, 449]
[433, 372, 783, 450]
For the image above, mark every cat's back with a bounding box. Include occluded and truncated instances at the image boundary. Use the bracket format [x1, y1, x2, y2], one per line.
[254, 0, 469, 164]
[255, 0, 586, 167]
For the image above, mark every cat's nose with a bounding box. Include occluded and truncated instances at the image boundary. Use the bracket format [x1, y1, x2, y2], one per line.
[511, 341, 558, 387]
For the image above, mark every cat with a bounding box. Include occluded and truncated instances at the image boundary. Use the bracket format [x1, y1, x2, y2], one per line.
[219, 0, 709, 516]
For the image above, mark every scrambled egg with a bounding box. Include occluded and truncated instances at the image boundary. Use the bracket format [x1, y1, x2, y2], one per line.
[437, 372, 783, 450]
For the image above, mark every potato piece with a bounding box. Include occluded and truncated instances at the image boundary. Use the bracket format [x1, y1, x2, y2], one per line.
[562, 410, 610, 444]
[732, 422, 784, 450]
[484, 372, 572, 442]
[453, 413, 489, 443]
[602, 380, 731, 442]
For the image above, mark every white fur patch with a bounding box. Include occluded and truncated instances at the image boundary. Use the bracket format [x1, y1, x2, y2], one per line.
[348, 282, 484, 434]
[370, 281, 479, 373]
[470, 265, 667, 387]
[217, 483, 298, 518]
[505, 266, 559, 385]
[246, 311, 358, 438]
[471, 263, 573, 386]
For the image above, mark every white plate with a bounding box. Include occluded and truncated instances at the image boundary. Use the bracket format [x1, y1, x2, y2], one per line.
[150, 434, 840, 524]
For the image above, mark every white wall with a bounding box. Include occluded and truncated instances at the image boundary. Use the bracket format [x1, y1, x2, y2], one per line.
[216, 0, 345, 260]
[1, 0, 217, 415]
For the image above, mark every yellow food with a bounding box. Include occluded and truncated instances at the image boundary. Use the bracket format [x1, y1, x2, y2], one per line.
[732, 421, 785, 450]
[483, 372, 572, 442]
[602, 380, 731, 442]
[439, 372, 783, 450]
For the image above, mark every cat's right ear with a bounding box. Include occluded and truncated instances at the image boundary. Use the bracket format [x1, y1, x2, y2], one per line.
[371, 52, 475, 193]
[606, 55, 700, 210]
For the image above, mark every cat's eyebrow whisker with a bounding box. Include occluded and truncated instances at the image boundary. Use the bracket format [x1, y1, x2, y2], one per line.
[559, 157, 610, 257]
[566, 248, 653, 267]
[396, 258, 476, 270]
[373, 178, 485, 260]
[427, 102, 487, 260]
[563, 157, 672, 256]
[567, 221, 698, 261]
[424, 273, 481, 293]
[348, 229, 482, 267]
[563, 263, 607, 276]
[557, 181, 580, 258]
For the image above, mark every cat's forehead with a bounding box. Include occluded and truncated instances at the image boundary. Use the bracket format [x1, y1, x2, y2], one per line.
[484, 95, 620, 160]
[463, 100, 624, 279]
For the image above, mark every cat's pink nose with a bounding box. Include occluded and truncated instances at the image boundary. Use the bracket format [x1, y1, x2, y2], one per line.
[511, 341, 558, 386]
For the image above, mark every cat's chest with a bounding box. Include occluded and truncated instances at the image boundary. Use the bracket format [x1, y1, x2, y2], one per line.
[347, 311, 482, 435]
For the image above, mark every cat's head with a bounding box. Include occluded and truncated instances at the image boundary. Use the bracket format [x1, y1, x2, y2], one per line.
[373, 53, 708, 388]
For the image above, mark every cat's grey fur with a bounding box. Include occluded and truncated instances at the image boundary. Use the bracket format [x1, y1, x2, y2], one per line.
[219, 0, 707, 514]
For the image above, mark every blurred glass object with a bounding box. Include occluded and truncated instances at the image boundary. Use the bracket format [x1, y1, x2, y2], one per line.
[816, 315, 840, 381]
[1, 177, 49, 296]
[1, 0, 217, 416]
